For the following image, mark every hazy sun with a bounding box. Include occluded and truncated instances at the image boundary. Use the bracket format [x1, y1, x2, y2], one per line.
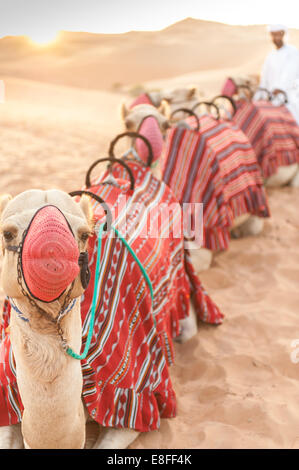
[29, 31, 59, 46]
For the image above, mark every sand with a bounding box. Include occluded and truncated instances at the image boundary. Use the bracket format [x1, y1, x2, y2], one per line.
[1, 18, 299, 449]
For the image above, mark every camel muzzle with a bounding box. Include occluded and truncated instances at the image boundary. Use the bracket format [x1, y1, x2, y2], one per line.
[136, 116, 163, 165]
[18, 205, 80, 303]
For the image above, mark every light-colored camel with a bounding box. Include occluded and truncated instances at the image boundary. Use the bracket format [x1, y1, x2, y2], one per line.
[228, 76, 299, 188]
[128, 86, 200, 115]
[0, 189, 138, 449]
[121, 102, 264, 272]
[150, 86, 199, 113]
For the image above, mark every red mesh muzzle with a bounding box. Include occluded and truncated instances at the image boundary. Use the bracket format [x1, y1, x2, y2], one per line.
[221, 78, 237, 97]
[136, 116, 163, 164]
[21, 205, 80, 303]
[129, 93, 153, 109]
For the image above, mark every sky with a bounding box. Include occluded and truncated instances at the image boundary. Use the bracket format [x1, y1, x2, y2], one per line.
[1, 0, 299, 44]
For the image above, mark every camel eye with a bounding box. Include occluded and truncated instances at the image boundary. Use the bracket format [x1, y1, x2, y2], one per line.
[162, 121, 170, 131]
[125, 119, 134, 130]
[3, 231, 14, 242]
[80, 232, 90, 242]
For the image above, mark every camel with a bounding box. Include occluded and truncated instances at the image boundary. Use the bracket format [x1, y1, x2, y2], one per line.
[0, 189, 140, 449]
[128, 86, 199, 115]
[120, 102, 269, 271]
[0, 176, 209, 448]
[219, 77, 299, 188]
[120, 102, 169, 181]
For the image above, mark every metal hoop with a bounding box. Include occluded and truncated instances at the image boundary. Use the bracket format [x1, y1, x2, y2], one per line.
[271, 89, 288, 104]
[212, 95, 237, 118]
[192, 101, 220, 120]
[85, 157, 135, 191]
[108, 131, 154, 167]
[237, 84, 253, 101]
[256, 87, 272, 101]
[170, 108, 200, 131]
[69, 190, 112, 231]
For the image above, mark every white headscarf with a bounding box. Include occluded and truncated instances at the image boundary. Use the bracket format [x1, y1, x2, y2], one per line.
[267, 24, 288, 33]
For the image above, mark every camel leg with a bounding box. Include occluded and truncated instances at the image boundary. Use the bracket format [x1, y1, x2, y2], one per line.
[265, 163, 298, 187]
[231, 215, 264, 238]
[289, 166, 299, 187]
[93, 427, 139, 449]
[0, 424, 24, 449]
[188, 245, 213, 272]
[176, 300, 198, 344]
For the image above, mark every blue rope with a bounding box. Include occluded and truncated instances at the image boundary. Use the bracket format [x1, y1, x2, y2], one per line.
[9, 298, 29, 323]
[10, 297, 77, 324]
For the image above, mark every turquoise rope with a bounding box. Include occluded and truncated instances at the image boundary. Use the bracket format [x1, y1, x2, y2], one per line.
[111, 226, 154, 304]
[66, 223, 154, 360]
[66, 223, 105, 360]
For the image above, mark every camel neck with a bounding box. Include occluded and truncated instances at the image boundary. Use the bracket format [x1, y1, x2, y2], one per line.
[9, 299, 85, 448]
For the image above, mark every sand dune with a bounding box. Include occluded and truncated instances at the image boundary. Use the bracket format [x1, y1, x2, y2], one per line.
[1, 18, 299, 92]
[1, 18, 299, 449]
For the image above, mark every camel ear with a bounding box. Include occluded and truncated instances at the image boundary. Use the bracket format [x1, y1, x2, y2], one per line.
[79, 195, 94, 229]
[188, 87, 197, 98]
[120, 101, 129, 121]
[158, 99, 171, 118]
[0, 194, 12, 215]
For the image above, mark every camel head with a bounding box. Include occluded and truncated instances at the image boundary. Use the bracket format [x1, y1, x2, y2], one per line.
[222, 76, 254, 101]
[162, 86, 198, 106]
[120, 103, 171, 177]
[150, 86, 199, 113]
[121, 103, 170, 134]
[0, 189, 93, 306]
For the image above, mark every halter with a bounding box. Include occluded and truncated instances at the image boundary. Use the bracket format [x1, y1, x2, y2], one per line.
[3, 205, 90, 354]
[4, 199, 111, 357]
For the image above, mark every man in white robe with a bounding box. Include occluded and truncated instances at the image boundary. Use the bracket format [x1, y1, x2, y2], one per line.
[255, 24, 299, 124]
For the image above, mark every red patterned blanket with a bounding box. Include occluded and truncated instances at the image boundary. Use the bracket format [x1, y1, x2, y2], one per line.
[162, 114, 270, 251]
[106, 159, 224, 325]
[232, 100, 299, 178]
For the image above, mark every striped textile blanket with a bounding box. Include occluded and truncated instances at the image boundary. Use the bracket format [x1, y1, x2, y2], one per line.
[232, 100, 299, 178]
[162, 114, 270, 251]
[198, 116, 270, 222]
[0, 176, 191, 432]
[105, 159, 224, 325]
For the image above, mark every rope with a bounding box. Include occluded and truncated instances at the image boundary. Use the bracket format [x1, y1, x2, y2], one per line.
[111, 226, 154, 304]
[66, 223, 105, 360]
[66, 223, 154, 360]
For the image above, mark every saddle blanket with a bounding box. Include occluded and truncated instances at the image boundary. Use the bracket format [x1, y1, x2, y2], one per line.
[232, 100, 299, 178]
[162, 114, 270, 251]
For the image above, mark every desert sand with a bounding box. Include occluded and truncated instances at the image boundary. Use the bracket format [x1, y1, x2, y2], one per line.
[1, 18, 299, 449]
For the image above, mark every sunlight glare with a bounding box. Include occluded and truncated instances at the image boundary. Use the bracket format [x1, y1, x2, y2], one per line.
[29, 31, 59, 46]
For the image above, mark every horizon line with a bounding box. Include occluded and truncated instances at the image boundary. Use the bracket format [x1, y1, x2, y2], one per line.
[1, 16, 299, 40]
